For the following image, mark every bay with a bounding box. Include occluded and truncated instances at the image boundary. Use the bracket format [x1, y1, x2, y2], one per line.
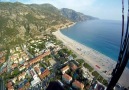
[61, 20, 129, 68]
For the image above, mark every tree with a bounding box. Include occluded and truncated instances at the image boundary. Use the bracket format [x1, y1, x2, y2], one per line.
[72, 54, 77, 59]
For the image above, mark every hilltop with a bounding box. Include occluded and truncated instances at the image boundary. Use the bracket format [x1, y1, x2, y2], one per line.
[0, 2, 96, 49]
[61, 8, 97, 22]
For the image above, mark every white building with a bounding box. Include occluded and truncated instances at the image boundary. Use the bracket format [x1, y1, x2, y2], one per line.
[45, 42, 55, 49]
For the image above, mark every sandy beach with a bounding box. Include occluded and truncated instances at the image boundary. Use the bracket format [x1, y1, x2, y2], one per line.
[53, 30, 129, 88]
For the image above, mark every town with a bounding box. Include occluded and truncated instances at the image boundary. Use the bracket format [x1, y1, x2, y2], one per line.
[0, 34, 108, 90]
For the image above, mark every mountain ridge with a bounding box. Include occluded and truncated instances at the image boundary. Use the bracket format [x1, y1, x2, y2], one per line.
[61, 8, 97, 22]
[0, 2, 96, 49]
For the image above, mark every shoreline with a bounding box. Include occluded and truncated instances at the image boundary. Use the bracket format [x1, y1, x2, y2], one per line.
[53, 29, 129, 88]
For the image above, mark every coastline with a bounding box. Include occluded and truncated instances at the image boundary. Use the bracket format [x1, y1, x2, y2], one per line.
[53, 28, 129, 88]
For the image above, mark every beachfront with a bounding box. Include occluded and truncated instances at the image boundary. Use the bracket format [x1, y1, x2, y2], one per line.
[53, 30, 129, 88]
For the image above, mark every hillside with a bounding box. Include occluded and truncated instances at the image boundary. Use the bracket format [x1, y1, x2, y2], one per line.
[0, 2, 73, 49]
[61, 8, 97, 22]
[0, 2, 97, 49]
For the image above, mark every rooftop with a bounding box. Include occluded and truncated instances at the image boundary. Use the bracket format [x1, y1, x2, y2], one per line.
[62, 73, 72, 81]
[29, 51, 50, 65]
[93, 83, 105, 90]
[71, 63, 78, 71]
[8, 86, 14, 90]
[25, 82, 30, 87]
[7, 81, 13, 88]
[61, 65, 69, 72]
[72, 80, 84, 89]
[11, 63, 18, 69]
[0, 56, 5, 64]
[39, 69, 50, 80]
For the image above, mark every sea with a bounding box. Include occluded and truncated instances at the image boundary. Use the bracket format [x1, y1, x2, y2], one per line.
[61, 20, 129, 68]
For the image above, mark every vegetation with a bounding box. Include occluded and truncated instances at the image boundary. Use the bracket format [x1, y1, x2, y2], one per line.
[92, 71, 99, 77]
[12, 68, 21, 76]
[76, 59, 84, 66]
[102, 79, 108, 86]
[40, 63, 47, 68]
[71, 54, 77, 59]
[92, 71, 108, 86]
[97, 75, 103, 83]
[83, 63, 94, 72]
[0, 2, 72, 49]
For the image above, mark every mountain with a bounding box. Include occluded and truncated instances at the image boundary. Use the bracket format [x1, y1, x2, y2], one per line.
[61, 8, 97, 22]
[0, 2, 73, 49]
[0, 2, 96, 49]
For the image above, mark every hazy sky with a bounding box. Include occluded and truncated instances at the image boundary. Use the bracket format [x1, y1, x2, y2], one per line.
[1, 0, 128, 20]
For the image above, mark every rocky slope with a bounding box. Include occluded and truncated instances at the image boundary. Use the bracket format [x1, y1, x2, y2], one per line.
[61, 8, 97, 22]
[0, 2, 73, 49]
[0, 2, 96, 49]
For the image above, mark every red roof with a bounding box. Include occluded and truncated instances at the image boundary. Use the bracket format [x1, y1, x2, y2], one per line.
[11, 63, 18, 69]
[71, 64, 78, 71]
[25, 82, 30, 87]
[18, 87, 24, 90]
[61, 65, 69, 72]
[72, 80, 84, 89]
[34, 67, 40, 73]
[29, 51, 50, 65]
[62, 73, 72, 81]
[39, 69, 50, 80]
[7, 82, 13, 88]
[8, 86, 14, 90]
[0, 56, 5, 64]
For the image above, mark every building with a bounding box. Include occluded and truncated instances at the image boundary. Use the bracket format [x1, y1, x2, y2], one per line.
[61, 65, 69, 74]
[12, 77, 17, 83]
[72, 80, 84, 90]
[39, 69, 50, 80]
[29, 51, 50, 65]
[31, 76, 41, 86]
[18, 72, 26, 81]
[45, 42, 55, 49]
[68, 55, 73, 61]
[34, 67, 41, 75]
[18, 79, 29, 90]
[6, 81, 14, 90]
[8, 86, 14, 90]
[93, 83, 105, 90]
[0, 52, 4, 58]
[0, 56, 5, 64]
[29, 69, 37, 78]
[11, 63, 18, 70]
[62, 73, 72, 84]
[25, 82, 30, 89]
[70, 63, 78, 71]
[49, 58, 56, 67]
[10, 54, 18, 61]
[19, 65, 25, 71]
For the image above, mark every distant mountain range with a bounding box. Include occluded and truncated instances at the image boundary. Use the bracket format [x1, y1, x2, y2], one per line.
[0, 2, 97, 49]
[61, 8, 98, 22]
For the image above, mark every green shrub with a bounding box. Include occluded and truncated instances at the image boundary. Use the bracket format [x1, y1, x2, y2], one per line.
[92, 71, 99, 77]
[83, 63, 93, 72]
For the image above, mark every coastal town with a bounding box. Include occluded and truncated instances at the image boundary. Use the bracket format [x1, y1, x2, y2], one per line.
[0, 1, 129, 90]
[0, 33, 109, 90]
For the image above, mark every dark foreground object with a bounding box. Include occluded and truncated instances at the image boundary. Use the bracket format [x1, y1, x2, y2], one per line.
[46, 81, 65, 90]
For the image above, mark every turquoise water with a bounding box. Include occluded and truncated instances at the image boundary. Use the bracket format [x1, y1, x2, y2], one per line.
[61, 20, 129, 68]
